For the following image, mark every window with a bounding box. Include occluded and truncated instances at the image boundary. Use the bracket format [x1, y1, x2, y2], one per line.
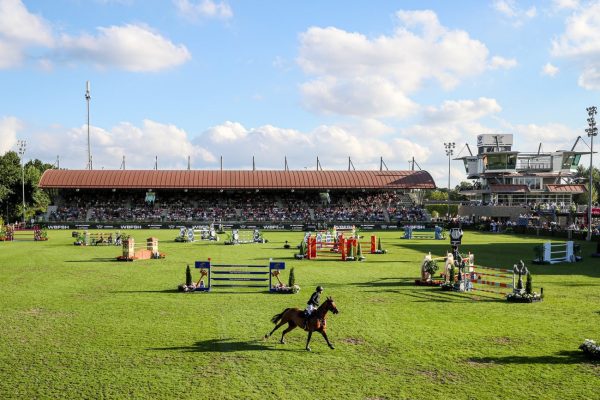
[485, 154, 517, 170]
[513, 177, 541, 190]
[561, 154, 581, 170]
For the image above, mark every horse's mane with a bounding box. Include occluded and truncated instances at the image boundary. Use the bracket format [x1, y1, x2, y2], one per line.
[316, 296, 334, 312]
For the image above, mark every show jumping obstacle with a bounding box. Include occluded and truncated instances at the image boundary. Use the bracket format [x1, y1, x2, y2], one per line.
[403, 225, 444, 240]
[1, 224, 47, 241]
[533, 241, 578, 264]
[116, 237, 163, 261]
[305, 234, 378, 261]
[193, 260, 285, 291]
[224, 229, 266, 245]
[420, 251, 537, 299]
[466, 263, 515, 296]
[175, 226, 218, 242]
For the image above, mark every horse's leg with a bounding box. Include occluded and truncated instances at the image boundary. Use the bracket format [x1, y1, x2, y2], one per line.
[265, 316, 289, 339]
[306, 330, 313, 351]
[279, 322, 297, 344]
[319, 329, 335, 350]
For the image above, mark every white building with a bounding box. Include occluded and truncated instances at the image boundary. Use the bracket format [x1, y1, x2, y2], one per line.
[457, 134, 587, 210]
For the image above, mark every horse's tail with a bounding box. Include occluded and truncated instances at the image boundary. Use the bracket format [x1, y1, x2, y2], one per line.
[271, 308, 290, 324]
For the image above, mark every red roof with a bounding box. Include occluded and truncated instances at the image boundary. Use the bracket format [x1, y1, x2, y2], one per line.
[546, 184, 587, 193]
[489, 184, 529, 193]
[38, 169, 436, 190]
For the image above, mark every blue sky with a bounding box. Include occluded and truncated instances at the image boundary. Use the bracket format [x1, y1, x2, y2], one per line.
[0, 0, 599, 187]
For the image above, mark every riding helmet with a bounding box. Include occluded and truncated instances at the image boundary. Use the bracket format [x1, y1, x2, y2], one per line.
[316, 285, 324, 292]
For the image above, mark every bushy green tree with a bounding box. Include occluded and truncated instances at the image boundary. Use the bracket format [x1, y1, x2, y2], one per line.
[288, 267, 295, 287]
[573, 165, 599, 205]
[0, 151, 53, 222]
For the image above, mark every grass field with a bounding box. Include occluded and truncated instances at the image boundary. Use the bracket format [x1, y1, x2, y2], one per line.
[0, 229, 599, 399]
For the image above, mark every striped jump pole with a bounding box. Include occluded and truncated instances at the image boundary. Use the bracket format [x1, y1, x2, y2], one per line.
[194, 260, 285, 292]
[467, 263, 515, 297]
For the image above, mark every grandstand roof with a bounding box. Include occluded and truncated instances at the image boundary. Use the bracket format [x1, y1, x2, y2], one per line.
[39, 169, 436, 190]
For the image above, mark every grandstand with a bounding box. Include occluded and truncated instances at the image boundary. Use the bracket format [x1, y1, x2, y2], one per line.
[38, 169, 435, 229]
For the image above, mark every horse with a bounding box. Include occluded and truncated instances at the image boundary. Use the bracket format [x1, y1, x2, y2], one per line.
[264, 297, 339, 351]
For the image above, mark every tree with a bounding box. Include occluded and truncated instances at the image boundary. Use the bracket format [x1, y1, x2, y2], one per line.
[573, 165, 599, 205]
[426, 190, 448, 201]
[455, 181, 474, 191]
[0, 151, 54, 223]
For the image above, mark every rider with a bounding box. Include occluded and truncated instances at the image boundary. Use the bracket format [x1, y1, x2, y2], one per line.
[304, 286, 324, 329]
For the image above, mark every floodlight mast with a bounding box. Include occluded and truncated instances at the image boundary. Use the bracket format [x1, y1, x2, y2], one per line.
[17, 140, 26, 224]
[85, 81, 92, 170]
[586, 106, 598, 241]
[444, 142, 456, 220]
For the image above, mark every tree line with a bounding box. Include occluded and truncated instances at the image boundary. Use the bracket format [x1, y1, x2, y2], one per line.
[0, 151, 53, 224]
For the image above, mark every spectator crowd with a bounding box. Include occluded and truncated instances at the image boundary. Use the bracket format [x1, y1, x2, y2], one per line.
[46, 190, 430, 224]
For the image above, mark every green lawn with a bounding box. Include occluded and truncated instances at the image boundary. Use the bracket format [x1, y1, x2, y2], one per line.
[0, 230, 599, 399]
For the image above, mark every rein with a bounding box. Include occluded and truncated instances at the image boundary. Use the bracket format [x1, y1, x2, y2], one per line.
[313, 300, 331, 321]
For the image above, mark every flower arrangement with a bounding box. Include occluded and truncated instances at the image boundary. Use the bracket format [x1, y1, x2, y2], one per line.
[506, 291, 542, 303]
[272, 283, 300, 294]
[579, 339, 600, 359]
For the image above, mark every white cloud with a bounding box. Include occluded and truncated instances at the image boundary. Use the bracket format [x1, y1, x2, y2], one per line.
[423, 98, 502, 125]
[493, 0, 537, 25]
[0, 116, 22, 154]
[513, 122, 580, 151]
[57, 24, 191, 72]
[301, 76, 419, 118]
[578, 66, 600, 89]
[193, 121, 432, 170]
[552, 0, 579, 11]
[0, 0, 53, 68]
[205, 121, 248, 143]
[552, 3, 600, 89]
[32, 119, 214, 169]
[542, 62, 559, 77]
[0, 1, 190, 71]
[490, 56, 518, 69]
[298, 10, 508, 119]
[173, 0, 233, 20]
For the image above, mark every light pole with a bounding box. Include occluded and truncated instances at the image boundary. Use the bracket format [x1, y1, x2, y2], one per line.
[85, 81, 92, 170]
[586, 106, 598, 241]
[17, 140, 26, 224]
[444, 142, 455, 220]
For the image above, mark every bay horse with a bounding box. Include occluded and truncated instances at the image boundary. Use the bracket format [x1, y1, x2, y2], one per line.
[264, 297, 339, 351]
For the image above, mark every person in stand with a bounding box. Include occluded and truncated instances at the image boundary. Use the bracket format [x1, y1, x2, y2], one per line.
[303, 286, 324, 329]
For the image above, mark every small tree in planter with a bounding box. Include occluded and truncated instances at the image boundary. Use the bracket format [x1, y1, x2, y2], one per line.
[356, 242, 365, 261]
[288, 267, 296, 287]
[375, 237, 387, 254]
[347, 242, 355, 261]
[525, 272, 532, 295]
[295, 240, 307, 259]
[186, 264, 193, 287]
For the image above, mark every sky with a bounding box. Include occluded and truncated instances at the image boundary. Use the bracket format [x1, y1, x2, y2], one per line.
[1, 0, 599, 188]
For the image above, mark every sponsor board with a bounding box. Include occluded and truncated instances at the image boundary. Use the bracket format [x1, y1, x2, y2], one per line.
[119, 225, 142, 230]
[46, 225, 69, 230]
[40, 222, 407, 230]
